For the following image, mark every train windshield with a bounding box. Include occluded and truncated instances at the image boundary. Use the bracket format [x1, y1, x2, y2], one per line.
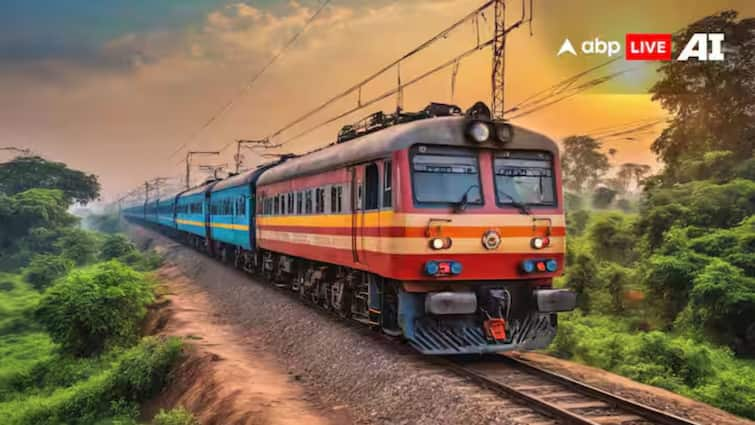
[494, 151, 555, 207]
[411, 146, 482, 206]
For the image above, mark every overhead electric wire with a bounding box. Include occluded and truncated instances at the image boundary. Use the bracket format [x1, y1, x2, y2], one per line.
[267, 0, 500, 142]
[275, 10, 528, 148]
[167, 0, 333, 160]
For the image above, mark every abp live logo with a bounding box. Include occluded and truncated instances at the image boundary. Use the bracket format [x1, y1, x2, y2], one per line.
[558, 33, 725, 61]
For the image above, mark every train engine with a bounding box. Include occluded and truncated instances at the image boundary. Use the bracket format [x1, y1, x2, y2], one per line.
[250, 102, 575, 354]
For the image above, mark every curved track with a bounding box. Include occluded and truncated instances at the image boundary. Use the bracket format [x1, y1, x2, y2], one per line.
[443, 354, 701, 425]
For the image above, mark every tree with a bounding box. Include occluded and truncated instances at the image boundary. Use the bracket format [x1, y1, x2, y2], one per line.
[650, 11, 754, 184]
[0, 156, 100, 204]
[23, 254, 73, 290]
[561, 136, 611, 193]
[617, 163, 652, 192]
[35, 261, 154, 356]
[55, 228, 100, 265]
[588, 212, 638, 264]
[592, 187, 618, 209]
[101, 234, 137, 260]
[0, 189, 77, 251]
[687, 260, 755, 352]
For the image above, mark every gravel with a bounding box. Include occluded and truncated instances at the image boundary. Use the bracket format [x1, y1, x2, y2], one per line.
[129, 225, 557, 425]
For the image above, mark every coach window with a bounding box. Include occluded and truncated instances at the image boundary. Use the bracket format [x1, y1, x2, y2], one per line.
[305, 190, 313, 214]
[383, 160, 392, 208]
[296, 192, 303, 215]
[330, 186, 338, 213]
[365, 163, 379, 210]
[274, 196, 279, 215]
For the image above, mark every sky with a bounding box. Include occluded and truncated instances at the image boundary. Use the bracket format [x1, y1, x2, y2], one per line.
[0, 0, 752, 201]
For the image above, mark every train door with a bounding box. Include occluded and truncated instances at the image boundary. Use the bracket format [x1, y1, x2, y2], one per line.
[363, 163, 380, 263]
[350, 167, 361, 263]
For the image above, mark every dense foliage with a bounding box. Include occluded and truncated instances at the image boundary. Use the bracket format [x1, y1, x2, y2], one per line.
[35, 261, 155, 356]
[0, 156, 100, 205]
[23, 254, 73, 291]
[553, 11, 754, 420]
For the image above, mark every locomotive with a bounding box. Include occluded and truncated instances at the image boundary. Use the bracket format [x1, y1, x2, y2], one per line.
[123, 102, 576, 355]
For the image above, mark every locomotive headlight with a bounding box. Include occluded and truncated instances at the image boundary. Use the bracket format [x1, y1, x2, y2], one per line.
[467, 121, 491, 143]
[495, 123, 514, 143]
[429, 237, 453, 250]
[531, 237, 550, 249]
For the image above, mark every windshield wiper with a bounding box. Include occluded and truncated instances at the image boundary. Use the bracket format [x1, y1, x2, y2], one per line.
[499, 191, 531, 215]
[454, 184, 480, 213]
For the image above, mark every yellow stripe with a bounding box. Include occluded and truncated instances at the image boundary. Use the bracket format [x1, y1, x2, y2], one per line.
[176, 218, 249, 231]
[258, 230, 564, 255]
[176, 219, 204, 227]
[211, 222, 249, 231]
[257, 212, 564, 228]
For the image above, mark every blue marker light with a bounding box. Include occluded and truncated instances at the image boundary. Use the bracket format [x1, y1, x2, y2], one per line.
[425, 261, 440, 276]
[546, 259, 558, 272]
[522, 260, 535, 273]
[450, 261, 463, 275]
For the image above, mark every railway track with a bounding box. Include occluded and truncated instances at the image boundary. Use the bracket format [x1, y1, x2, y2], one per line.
[443, 354, 701, 425]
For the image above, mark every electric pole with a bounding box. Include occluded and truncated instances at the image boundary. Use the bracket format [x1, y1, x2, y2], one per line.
[491, 0, 506, 120]
[234, 139, 281, 173]
[185, 151, 220, 189]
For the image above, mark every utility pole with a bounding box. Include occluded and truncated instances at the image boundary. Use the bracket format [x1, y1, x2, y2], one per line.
[185, 151, 220, 189]
[234, 139, 281, 173]
[491, 0, 506, 120]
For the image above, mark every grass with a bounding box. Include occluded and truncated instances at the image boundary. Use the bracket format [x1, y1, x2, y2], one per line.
[0, 266, 185, 425]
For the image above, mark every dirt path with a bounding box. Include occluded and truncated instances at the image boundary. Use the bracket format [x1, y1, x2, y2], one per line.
[144, 262, 352, 425]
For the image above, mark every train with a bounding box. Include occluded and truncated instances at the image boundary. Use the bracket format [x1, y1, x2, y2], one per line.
[123, 101, 576, 355]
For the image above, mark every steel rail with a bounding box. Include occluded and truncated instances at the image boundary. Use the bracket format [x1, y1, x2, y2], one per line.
[442, 355, 703, 425]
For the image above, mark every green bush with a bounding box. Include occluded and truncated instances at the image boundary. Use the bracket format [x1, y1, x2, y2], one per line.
[550, 314, 755, 419]
[23, 254, 73, 291]
[0, 337, 183, 425]
[100, 234, 136, 261]
[153, 407, 199, 425]
[55, 228, 101, 266]
[35, 261, 154, 356]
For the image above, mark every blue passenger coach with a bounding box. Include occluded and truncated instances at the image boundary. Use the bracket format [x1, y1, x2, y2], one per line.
[175, 183, 215, 240]
[207, 165, 271, 252]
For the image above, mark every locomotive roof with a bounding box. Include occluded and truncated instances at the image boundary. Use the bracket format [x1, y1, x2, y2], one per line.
[257, 116, 558, 186]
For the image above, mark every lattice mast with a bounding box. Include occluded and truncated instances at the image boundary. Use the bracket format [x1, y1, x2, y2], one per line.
[491, 0, 506, 119]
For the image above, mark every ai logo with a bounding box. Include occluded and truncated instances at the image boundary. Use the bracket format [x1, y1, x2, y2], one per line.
[677, 33, 725, 61]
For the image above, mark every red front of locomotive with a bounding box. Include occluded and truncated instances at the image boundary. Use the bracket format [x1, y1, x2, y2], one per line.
[256, 108, 576, 354]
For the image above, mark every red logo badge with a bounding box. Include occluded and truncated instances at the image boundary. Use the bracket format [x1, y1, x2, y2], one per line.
[625, 34, 672, 61]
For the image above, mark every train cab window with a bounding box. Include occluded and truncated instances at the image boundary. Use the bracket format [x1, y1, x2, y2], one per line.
[410, 145, 482, 207]
[494, 151, 556, 208]
[364, 164, 379, 210]
[383, 160, 392, 208]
